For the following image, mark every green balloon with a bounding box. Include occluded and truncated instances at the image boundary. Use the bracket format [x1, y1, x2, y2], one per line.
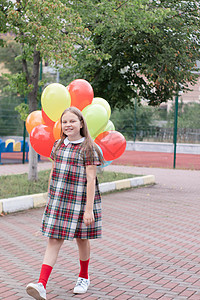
[104, 120, 115, 132]
[92, 97, 111, 119]
[82, 104, 109, 139]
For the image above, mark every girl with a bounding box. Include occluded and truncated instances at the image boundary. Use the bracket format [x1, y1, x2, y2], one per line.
[26, 106, 104, 299]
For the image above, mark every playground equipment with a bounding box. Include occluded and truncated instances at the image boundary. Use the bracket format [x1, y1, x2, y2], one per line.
[0, 139, 29, 164]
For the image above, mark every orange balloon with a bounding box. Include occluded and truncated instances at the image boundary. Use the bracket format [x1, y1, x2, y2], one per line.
[26, 110, 44, 134]
[53, 120, 61, 140]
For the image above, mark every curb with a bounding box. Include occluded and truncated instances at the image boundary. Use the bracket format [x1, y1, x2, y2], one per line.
[0, 175, 155, 214]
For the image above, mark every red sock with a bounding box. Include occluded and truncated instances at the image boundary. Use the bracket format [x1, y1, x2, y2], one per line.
[79, 259, 90, 279]
[38, 264, 53, 289]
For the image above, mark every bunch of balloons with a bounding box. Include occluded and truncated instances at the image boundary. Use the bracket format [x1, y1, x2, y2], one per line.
[26, 79, 126, 165]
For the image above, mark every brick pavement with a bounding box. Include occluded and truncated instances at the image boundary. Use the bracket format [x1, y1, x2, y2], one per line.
[1, 164, 200, 299]
[0, 161, 52, 176]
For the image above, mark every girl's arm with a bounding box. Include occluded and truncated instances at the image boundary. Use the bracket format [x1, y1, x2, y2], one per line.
[48, 161, 54, 192]
[84, 165, 97, 226]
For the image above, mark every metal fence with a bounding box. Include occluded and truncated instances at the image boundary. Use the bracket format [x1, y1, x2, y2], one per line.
[0, 95, 25, 137]
[138, 127, 200, 143]
[1, 95, 200, 144]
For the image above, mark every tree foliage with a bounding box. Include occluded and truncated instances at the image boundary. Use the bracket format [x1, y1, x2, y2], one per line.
[0, 0, 97, 179]
[0, 35, 24, 88]
[0, 0, 94, 112]
[1, 0, 199, 110]
[64, 0, 200, 108]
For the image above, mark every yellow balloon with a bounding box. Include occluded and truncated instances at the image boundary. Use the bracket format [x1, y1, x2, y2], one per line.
[92, 97, 111, 119]
[41, 83, 71, 122]
[82, 104, 109, 139]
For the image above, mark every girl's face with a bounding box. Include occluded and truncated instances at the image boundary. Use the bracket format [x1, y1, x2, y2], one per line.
[61, 111, 83, 141]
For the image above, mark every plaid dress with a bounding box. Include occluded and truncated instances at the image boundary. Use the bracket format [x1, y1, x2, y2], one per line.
[41, 138, 102, 240]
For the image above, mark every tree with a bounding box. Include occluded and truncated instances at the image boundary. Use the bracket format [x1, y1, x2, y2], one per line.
[63, 0, 200, 108]
[0, 0, 94, 180]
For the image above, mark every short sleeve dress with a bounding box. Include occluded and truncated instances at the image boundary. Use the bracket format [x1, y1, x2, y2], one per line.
[41, 137, 102, 240]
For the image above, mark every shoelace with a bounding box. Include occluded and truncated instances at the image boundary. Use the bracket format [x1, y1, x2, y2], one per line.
[76, 278, 88, 287]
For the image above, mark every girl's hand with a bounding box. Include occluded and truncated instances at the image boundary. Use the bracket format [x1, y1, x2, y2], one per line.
[83, 210, 95, 227]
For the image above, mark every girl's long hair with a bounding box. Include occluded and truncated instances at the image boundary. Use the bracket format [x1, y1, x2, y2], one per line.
[54, 106, 104, 164]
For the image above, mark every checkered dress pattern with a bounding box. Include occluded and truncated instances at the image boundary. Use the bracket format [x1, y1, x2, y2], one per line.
[41, 140, 102, 240]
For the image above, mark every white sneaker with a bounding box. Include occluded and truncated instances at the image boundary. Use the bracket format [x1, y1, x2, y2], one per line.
[26, 282, 46, 300]
[73, 277, 90, 294]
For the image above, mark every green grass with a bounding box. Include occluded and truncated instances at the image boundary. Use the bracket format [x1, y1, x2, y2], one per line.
[0, 170, 136, 199]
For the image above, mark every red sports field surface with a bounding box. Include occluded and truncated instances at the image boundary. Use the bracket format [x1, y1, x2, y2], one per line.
[1, 150, 200, 170]
[114, 151, 200, 170]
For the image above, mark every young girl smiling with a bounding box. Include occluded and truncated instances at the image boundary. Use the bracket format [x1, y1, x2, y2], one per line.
[26, 106, 103, 299]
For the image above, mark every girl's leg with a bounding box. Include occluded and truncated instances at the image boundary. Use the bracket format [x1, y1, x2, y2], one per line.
[43, 237, 64, 266]
[38, 238, 64, 288]
[26, 238, 64, 299]
[74, 238, 90, 293]
[76, 238, 90, 261]
[76, 238, 90, 279]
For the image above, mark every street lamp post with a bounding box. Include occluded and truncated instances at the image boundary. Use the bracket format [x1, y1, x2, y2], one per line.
[173, 94, 179, 168]
[22, 96, 27, 164]
[134, 98, 137, 142]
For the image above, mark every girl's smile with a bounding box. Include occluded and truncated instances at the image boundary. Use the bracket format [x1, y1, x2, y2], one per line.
[62, 111, 83, 141]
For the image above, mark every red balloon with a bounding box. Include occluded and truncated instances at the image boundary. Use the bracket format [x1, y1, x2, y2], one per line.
[67, 79, 94, 111]
[42, 109, 55, 128]
[30, 124, 55, 157]
[95, 131, 126, 161]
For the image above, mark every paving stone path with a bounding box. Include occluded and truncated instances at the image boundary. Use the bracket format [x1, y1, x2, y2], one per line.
[0, 164, 200, 299]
